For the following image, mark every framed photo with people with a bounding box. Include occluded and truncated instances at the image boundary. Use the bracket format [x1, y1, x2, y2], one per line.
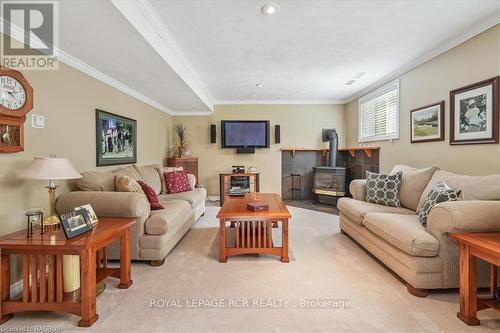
[96, 109, 137, 166]
[59, 209, 92, 239]
[450, 76, 499, 145]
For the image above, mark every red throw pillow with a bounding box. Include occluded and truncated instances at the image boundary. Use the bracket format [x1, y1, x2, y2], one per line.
[137, 180, 164, 210]
[164, 170, 191, 194]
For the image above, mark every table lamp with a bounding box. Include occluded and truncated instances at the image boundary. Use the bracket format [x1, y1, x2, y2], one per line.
[18, 155, 82, 226]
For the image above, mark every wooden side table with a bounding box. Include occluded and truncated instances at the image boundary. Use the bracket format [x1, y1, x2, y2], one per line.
[167, 157, 199, 186]
[219, 173, 260, 206]
[0, 217, 135, 327]
[449, 232, 500, 326]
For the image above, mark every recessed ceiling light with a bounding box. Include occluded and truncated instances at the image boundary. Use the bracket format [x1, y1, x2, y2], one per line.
[256, 83, 264, 87]
[261, 3, 279, 15]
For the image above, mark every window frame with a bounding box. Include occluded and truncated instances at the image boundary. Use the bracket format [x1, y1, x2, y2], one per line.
[358, 79, 400, 143]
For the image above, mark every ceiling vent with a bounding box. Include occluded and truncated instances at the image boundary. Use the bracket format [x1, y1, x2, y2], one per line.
[344, 80, 356, 86]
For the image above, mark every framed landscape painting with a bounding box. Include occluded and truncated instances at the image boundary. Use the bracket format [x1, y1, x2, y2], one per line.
[96, 109, 137, 166]
[450, 76, 499, 145]
[410, 101, 444, 143]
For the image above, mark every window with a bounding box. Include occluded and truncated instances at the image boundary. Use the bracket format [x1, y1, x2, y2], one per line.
[358, 79, 400, 142]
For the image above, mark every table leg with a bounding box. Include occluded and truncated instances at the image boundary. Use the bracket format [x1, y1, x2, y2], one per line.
[118, 227, 133, 289]
[79, 248, 98, 327]
[219, 219, 227, 263]
[457, 243, 479, 326]
[0, 253, 13, 324]
[281, 219, 289, 263]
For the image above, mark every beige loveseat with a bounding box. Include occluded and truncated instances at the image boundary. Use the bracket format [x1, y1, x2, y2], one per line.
[338, 165, 500, 296]
[55, 164, 206, 266]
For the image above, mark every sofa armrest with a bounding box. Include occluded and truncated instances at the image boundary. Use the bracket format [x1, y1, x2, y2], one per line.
[187, 174, 196, 190]
[349, 179, 366, 201]
[56, 191, 150, 218]
[427, 200, 500, 236]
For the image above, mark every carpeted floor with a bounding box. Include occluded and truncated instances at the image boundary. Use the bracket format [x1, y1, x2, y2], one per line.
[4, 206, 499, 332]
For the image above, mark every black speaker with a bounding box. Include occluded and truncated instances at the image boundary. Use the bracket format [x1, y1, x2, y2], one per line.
[275, 125, 280, 144]
[210, 124, 216, 143]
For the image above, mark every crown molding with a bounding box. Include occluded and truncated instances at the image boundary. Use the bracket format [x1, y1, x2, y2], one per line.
[344, 14, 500, 104]
[111, 0, 214, 112]
[170, 110, 213, 116]
[214, 99, 345, 105]
[0, 17, 176, 115]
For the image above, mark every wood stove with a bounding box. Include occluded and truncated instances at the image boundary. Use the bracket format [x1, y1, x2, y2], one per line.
[313, 129, 349, 205]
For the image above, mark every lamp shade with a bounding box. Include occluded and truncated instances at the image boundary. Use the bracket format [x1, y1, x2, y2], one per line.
[18, 157, 82, 180]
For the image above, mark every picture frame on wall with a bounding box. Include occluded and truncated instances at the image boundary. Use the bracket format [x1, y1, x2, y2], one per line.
[450, 76, 499, 145]
[410, 101, 445, 143]
[96, 109, 137, 166]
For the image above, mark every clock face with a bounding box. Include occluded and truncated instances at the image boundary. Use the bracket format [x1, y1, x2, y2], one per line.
[0, 75, 27, 110]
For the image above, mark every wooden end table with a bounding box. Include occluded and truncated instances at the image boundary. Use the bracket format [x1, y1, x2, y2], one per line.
[216, 193, 291, 263]
[0, 217, 135, 327]
[449, 232, 500, 326]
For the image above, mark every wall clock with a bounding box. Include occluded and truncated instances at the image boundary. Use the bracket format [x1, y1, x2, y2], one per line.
[0, 65, 33, 153]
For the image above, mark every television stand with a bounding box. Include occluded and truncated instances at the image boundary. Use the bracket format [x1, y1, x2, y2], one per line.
[219, 172, 260, 206]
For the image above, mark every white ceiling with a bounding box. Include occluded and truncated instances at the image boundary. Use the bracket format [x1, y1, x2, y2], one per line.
[6, 1, 498, 114]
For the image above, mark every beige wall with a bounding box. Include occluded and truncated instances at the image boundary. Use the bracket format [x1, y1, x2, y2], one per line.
[345, 25, 500, 175]
[174, 104, 345, 197]
[0, 62, 172, 238]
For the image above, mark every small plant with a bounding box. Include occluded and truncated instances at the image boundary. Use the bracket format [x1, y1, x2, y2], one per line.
[174, 123, 191, 157]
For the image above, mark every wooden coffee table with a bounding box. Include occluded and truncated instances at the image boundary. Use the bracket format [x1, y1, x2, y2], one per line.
[0, 217, 135, 327]
[216, 193, 292, 263]
[449, 232, 500, 326]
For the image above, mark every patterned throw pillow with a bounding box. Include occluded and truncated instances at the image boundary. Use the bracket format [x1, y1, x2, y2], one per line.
[365, 171, 403, 207]
[418, 181, 461, 226]
[164, 170, 191, 194]
[137, 180, 164, 210]
[115, 175, 144, 194]
[156, 166, 183, 194]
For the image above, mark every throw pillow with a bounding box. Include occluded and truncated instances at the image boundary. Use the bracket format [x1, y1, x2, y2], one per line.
[418, 181, 461, 226]
[365, 171, 403, 207]
[156, 166, 184, 194]
[137, 180, 164, 210]
[165, 170, 191, 194]
[115, 175, 144, 194]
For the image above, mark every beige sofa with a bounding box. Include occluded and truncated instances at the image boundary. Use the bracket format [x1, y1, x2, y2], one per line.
[338, 165, 500, 296]
[56, 164, 206, 266]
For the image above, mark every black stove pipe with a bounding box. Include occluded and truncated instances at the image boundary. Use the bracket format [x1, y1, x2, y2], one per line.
[329, 130, 338, 167]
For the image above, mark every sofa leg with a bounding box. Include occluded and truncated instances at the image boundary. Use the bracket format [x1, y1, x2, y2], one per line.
[149, 257, 166, 267]
[406, 283, 429, 297]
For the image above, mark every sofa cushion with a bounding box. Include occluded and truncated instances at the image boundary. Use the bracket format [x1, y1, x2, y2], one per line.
[418, 181, 461, 226]
[363, 213, 439, 257]
[157, 188, 207, 208]
[134, 164, 162, 195]
[157, 166, 183, 194]
[390, 165, 439, 211]
[145, 200, 191, 235]
[74, 170, 116, 191]
[365, 171, 403, 207]
[416, 170, 500, 211]
[337, 197, 415, 226]
[115, 174, 144, 194]
[115, 165, 142, 180]
[137, 181, 164, 210]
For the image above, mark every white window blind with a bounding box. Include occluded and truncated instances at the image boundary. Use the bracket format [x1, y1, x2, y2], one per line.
[358, 80, 400, 142]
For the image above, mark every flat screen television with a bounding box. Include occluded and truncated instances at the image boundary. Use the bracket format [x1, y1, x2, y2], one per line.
[221, 120, 270, 148]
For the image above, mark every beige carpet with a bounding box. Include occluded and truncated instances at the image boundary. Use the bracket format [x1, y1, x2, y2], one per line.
[4, 206, 499, 332]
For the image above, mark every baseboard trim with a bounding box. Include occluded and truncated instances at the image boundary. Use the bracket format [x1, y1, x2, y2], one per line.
[207, 196, 220, 202]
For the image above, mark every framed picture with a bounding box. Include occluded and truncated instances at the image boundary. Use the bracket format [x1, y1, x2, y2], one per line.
[410, 101, 445, 143]
[450, 76, 499, 145]
[59, 209, 92, 239]
[96, 109, 137, 166]
[75, 204, 98, 226]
